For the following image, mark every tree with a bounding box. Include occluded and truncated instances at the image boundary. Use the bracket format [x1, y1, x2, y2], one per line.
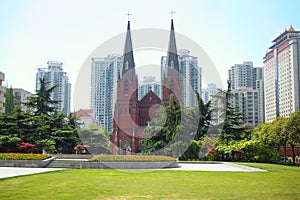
[271, 117, 288, 161]
[0, 78, 79, 154]
[194, 91, 212, 140]
[213, 81, 243, 143]
[25, 77, 59, 115]
[252, 123, 272, 146]
[77, 123, 111, 155]
[0, 135, 21, 152]
[4, 86, 14, 115]
[283, 110, 300, 163]
[141, 95, 182, 155]
[0, 108, 36, 138]
[49, 111, 80, 154]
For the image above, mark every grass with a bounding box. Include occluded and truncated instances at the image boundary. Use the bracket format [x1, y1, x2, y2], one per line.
[0, 163, 299, 199]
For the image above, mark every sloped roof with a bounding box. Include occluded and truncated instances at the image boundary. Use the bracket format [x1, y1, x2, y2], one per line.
[75, 109, 94, 118]
[140, 90, 161, 104]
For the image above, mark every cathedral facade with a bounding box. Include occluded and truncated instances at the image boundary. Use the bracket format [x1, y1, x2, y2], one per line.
[110, 19, 182, 154]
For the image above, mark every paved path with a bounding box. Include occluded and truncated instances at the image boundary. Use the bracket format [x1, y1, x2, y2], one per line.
[0, 167, 64, 179]
[0, 162, 266, 179]
[165, 162, 267, 172]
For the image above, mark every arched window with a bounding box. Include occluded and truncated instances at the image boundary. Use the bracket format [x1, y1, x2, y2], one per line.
[145, 118, 151, 126]
[125, 61, 129, 70]
[170, 60, 174, 69]
[124, 81, 129, 96]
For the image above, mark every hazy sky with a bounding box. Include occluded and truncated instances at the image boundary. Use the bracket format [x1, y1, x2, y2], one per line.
[0, 0, 299, 109]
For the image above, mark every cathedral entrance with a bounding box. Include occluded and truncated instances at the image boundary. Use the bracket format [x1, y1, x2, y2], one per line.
[121, 140, 131, 155]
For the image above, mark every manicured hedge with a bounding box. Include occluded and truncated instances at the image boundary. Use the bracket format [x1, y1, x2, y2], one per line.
[0, 153, 51, 160]
[89, 155, 176, 162]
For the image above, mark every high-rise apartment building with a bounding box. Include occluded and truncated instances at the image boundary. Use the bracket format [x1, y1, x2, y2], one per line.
[161, 49, 201, 107]
[36, 61, 71, 115]
[228, 62, 264, 125]
[228, 61, 254, 89]
[0, 71, 6, 114]
[202, 83, 219, 103]
[90, 54, 122, 132]
[138, 76, 161, 100]
[231, 87, 261, 125]
[252, 67, 265, 123]
[264, 25, 300, 122]
[12, 88, 32, 112]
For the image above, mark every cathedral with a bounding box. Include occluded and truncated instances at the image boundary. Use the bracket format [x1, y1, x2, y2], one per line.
[110, 19, 182, 154]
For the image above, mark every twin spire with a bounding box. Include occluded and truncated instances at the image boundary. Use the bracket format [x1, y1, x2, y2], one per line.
[165, 19, 180, 78]
[120, 20, 136, 80]
[119, 19, 179, 80]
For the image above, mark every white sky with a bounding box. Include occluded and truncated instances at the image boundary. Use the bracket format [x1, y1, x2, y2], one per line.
[0, 0, 299, 110]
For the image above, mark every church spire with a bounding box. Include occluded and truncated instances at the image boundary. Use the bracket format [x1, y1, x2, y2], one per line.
[165, 19, 180, 78]
[120, 20, 137, 80]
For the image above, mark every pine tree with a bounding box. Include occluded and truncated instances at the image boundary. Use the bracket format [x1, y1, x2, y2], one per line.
[25, 77, 59, 115]
[212, 81, 243, 144]
[195, 91, 212, 140]
[4, 86, 14, 114]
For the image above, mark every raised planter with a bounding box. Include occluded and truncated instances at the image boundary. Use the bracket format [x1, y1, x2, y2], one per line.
[0, 157, 55, 168]
[81, 161, 179, 169]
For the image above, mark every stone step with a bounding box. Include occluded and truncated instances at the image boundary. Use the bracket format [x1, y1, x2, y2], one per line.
[46, 160, 83, 169]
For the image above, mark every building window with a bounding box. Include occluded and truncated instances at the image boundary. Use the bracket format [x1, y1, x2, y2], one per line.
[124, 81, 129, 96]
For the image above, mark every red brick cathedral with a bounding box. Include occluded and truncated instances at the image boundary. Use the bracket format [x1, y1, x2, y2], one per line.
[110, 19, 182, 154]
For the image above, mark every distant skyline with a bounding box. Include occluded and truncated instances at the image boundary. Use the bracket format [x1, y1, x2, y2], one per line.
[0, 0, 299, 110]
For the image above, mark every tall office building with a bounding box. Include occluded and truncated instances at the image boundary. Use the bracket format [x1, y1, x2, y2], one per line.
[138, 76, 161, 100]
[12, 88, 32, 112]
[161, 49, 201, 107]
[264, 25, 300, 122]
[0, 71, 5, 114]
[228, 62, 264, 125]
[90, 54, 122, 132]
[36, 61, 71, 115]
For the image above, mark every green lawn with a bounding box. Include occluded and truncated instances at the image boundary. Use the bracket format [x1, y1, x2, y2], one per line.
[0, 163, 299, 200]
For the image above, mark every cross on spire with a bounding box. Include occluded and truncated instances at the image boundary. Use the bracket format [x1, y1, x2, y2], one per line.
[125, 11, 132, 21]
[169, 9, 176, 19]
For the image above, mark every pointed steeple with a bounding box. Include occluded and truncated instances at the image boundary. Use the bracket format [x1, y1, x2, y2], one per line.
[120, 20, 136, 80]
[164, 19, 180, 78]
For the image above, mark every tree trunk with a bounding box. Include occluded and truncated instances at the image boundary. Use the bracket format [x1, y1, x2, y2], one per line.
[291, 145, 296, 164]
[283, 145, 287, 162]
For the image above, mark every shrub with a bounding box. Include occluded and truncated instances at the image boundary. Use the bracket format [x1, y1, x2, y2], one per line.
[241, 141, 281, 163]
[180, 140, 201, 160]
[0, 153, 51, 160]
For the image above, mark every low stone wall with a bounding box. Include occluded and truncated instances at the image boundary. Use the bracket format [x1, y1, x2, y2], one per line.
[51, 154, 92, 159]
[0, 157, 55, 168]
[81, 161, 178, 169]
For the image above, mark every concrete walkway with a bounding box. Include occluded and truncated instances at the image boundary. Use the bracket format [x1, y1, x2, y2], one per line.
[164, 162, 267, 172]
[0, 167, 64, 179]
[0, 162, 266, 179]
